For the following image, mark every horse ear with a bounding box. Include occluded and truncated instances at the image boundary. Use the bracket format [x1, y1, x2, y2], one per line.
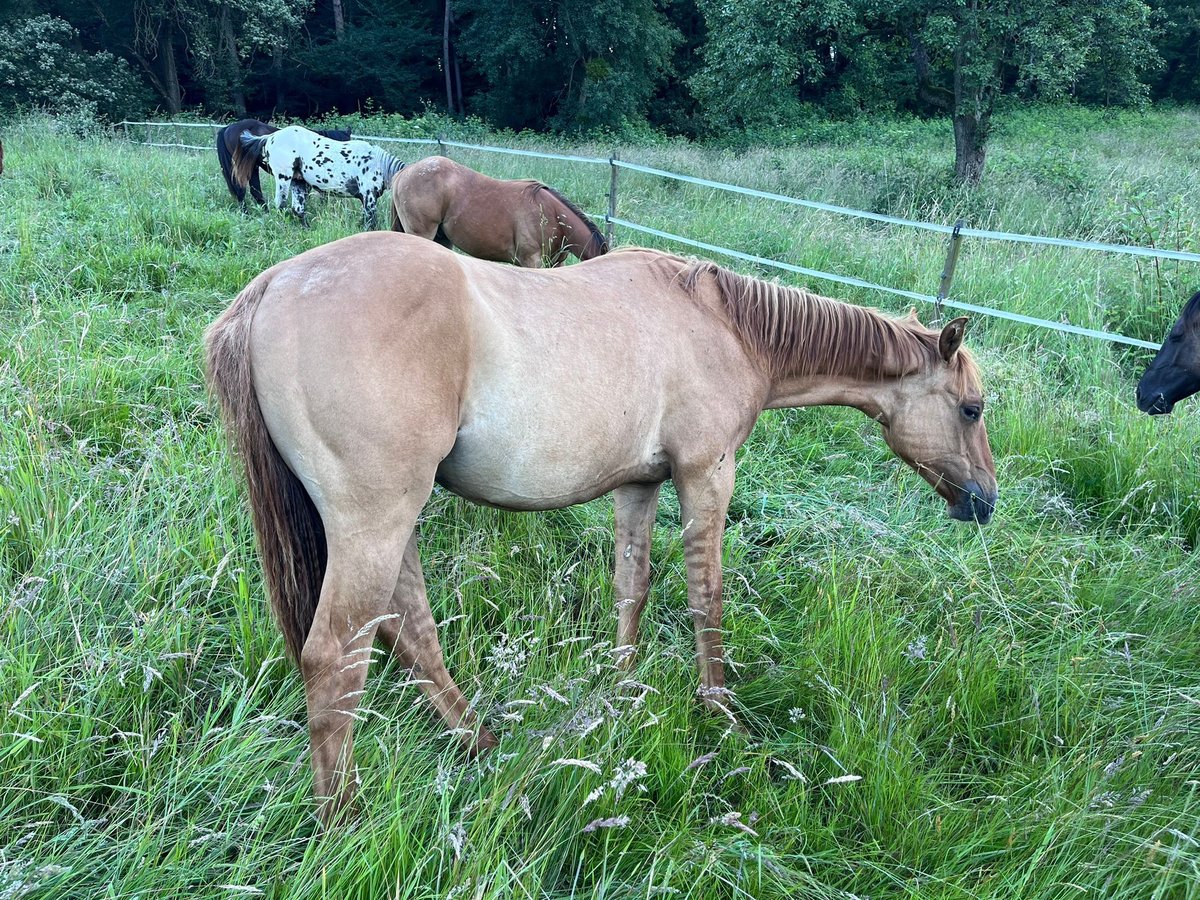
[906, 306, 920, 324]
[939, 316, 969, 362]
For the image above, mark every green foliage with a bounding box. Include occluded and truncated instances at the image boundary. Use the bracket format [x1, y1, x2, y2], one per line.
[1150, 0, 1200, 100]
[0, 15, 150, 121]
[457, 0, 680, 134]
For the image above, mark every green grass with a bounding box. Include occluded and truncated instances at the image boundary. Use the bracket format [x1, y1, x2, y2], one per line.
[2, 108, 1200, 898]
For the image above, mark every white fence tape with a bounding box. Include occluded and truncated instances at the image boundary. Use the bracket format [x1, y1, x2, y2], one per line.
[613, 160, 1200, 265]
[610, 217, 1162, 350]
[119, 120, 1192, 350]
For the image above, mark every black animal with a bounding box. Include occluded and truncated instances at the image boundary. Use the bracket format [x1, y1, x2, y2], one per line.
[1136, 290, 1200, 415]
[216, 119, 351, 207]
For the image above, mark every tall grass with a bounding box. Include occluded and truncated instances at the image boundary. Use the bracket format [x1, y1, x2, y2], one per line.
[1, 109, 1199, 898]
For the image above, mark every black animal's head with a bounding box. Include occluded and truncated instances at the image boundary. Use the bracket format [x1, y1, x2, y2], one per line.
[1137, 291, 1200, 416]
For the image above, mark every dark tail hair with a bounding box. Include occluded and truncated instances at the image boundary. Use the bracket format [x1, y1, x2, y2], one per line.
[205, 278, 327, 662]
[215, 126, 245, 204]
[231, 132, 268, 196]
[316, 128, 352, 142]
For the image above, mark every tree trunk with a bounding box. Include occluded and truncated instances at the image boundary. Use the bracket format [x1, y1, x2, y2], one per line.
[160, 20, 182, 114]
[953, 111, 987, 185]
[220, 5, 247, 115]
[951, 0, 989, 185]
[453, 43, 464, 116]
[443, 0, 453, 114]
[332, 0, 345, 40]
[272, 42, 285, 111]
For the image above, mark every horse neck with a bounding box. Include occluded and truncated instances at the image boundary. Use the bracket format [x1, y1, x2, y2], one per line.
[544, 193, 603, 259]
[378, 153, 403, 183]
[705, 265, 936, 413]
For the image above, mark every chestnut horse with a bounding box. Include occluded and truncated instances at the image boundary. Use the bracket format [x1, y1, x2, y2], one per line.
[215, 119, 351, 208]
[390, 156, 607, 266]
[205, 232, 997, 823]
[1136, 289, 1200, 414]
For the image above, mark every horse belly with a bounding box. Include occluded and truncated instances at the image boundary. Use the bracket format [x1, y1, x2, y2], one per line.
[436, 407, 669, 511]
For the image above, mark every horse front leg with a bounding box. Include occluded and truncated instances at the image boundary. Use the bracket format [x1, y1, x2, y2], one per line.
[675, 463, 737, 720]
[291, 182, 310, 227]
[612, 482, 663, 668]
[362, 192, 378, 231]
[273, 175, 291, 213]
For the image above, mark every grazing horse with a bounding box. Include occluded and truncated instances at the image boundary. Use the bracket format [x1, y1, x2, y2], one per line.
[1136, 290, 1200, 414]
[205, 232, 997, 823]
[390, 156, 607, 266]
[215, 119, 351, 207]
[232, 126, 403, 229]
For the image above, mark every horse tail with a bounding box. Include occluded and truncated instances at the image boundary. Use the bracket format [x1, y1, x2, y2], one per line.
[317, 128, 352, 142]
[205, 277, 327, 663]
[231, 132, 268, 194]
[215, 126, 244, 204]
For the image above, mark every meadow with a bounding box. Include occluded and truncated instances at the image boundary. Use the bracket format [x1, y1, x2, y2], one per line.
[2, 105, 1200, 898]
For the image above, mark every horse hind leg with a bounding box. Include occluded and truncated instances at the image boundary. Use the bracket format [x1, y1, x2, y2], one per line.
[301, 523, 411, 825]
[376, 530, 498, 755]
[249, 166, 267, 207]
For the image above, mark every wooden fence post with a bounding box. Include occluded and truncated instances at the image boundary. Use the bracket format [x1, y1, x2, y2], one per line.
[934, 218, 965, 325]
[437, 133, 445, 156]
[606, 154, 619, 247]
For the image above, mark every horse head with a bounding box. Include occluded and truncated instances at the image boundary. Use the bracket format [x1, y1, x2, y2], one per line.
[1137, 290, 1200, 415]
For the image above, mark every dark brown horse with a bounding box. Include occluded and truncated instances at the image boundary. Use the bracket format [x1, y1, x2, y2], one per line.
[216, 119, 351, 207]
[205, 232, 996, 823]
[1136, 290, 1200, 414]
[390, 156, 608, 266]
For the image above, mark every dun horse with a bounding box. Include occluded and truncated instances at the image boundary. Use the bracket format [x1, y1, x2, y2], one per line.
[232, 126, 403, 229]
[1136, 289, 1200, 414]
[215, 119, 351, 208]
[390, 156, 607, 266]
[205, 232, 997, 822]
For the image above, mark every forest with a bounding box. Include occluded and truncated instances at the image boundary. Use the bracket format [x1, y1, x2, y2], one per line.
[2, 0, 1198, 181]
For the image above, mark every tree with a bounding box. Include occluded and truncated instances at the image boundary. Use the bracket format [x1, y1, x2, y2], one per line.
[1148, 0, 1200, 101]
[0, 15, 150, 120]
[898, 0, 1159, 182]
[692, 0, 1160, 183]
[456, 0, 680, 132]
[690, 0, 904, 131]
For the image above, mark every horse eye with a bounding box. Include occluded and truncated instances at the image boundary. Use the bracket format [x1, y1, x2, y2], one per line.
[961, 404, 982, 422]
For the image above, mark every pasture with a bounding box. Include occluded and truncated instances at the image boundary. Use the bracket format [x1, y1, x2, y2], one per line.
[1, 107, 1200, 898]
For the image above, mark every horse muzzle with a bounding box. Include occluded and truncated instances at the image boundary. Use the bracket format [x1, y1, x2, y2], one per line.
[1135, 385, 1174, 416]
[948, 480, 996, 525]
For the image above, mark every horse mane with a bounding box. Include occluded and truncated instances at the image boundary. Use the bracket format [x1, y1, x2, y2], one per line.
[524, 182, 609, 253]
[1181, 289, 1200, 330]
[378, 152, 405, 184]
[681, 260, 981, 395]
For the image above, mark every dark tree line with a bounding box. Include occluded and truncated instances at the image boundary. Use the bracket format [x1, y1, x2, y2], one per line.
[1, 0, 1196, 181]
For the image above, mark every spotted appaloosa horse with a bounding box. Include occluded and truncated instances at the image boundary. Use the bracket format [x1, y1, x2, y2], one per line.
[231, 126, 403, 229]
[216, 119, 351, 208]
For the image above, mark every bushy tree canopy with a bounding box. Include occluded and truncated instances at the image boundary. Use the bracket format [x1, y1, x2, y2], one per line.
[0, 15, 150, 120]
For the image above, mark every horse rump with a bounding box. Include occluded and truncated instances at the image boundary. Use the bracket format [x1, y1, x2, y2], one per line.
[204, 277, 328, 661]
